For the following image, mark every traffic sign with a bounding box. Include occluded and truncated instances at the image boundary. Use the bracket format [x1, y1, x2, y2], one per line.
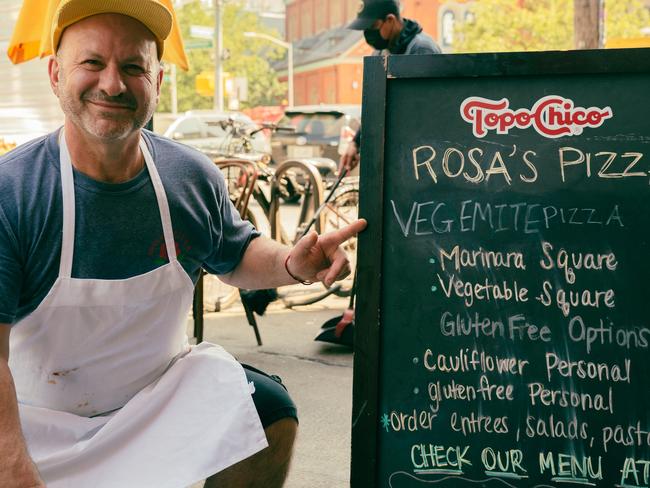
[185, 39, 213, 50]
[190, 25, 214, 39]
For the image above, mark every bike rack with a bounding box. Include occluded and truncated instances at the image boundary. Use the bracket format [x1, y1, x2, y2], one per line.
[268, 159, 326, 244]
[192, 158, 264, 345]
[214, 158, 260, 217]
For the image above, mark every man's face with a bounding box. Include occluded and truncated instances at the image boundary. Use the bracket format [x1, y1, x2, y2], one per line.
[49, 13, 163, 141]
[364, 14, 398, 50]
[376, 15, 399, 38]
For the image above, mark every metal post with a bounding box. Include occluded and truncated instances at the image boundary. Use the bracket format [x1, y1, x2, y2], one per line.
[214, 0, 224, 111]
[287, 42, 294, 107]
[170, 64, 178, 114]
[192, 271, 204, 344]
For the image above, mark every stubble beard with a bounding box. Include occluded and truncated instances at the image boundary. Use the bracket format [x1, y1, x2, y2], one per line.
[57, 71, 155, 141]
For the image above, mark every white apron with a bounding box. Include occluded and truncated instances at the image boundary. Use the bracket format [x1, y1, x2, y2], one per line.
[8, 131, 267, 488]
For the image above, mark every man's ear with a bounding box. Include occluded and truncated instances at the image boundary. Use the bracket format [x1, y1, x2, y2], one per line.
[156, 64, 164, 102]
[382, 14, 398, 36]
[48, 55, 61, 97]
[384, 13, 398, 27]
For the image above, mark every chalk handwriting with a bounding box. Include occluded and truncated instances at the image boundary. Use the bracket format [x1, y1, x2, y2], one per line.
[437, 274, 528, 307]
[423, 348, 529, 375]
[525, 414, 589, 441]
[620, 457, 650, 487]
[544, 352, 631, 383]
[602, 421, 650, 453]
[481, 448, 528, 479]
[390, 199, 624, 236]
[411, 143, 648, 187]
[536, 281, 615, 317]
[568, 315, 650, 354]
[428, 375, 514, 412]
[450, 411, 509, 436]
[411, 144, 538, 185]
[411, 444, 472, 472]
[559, 147, 646, 182]
[426, 375, 516, 413]
[440, 312, 552, 343]
[539, 241, 617, 284]
[439, 245, 526, 273]
[528, 383, 615, 414]
[389, 407, 438, 432]
[538, 452, 603, 483]
[428, 379, 477, 413]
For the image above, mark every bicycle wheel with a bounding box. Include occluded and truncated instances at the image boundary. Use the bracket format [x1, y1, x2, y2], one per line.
[202, 274, 239, 312]
[320, 186, 359, 297]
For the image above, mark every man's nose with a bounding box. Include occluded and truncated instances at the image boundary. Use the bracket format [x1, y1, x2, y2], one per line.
[97, 64, 127, 97]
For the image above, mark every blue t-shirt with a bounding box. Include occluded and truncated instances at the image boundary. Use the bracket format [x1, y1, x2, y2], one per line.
[0, 129, 259, 324]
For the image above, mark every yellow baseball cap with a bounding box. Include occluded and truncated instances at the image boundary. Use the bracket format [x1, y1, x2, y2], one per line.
[51, 0, 173, 58]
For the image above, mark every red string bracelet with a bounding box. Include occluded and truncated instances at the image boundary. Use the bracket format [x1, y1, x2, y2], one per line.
[284, 254, 314, 285]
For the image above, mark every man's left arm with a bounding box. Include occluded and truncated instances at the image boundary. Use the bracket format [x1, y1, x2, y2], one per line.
[220, 219, 367, 289]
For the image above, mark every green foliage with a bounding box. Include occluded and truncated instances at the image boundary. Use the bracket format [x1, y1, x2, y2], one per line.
[454, 0, 650, 53]
[158, 0, 287, 113]
[606, 0, 650, 40]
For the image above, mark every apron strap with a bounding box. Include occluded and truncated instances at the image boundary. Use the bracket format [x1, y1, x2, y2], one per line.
[139, 138, 177, 262]
[57, 131, 178, 279]
[58, 131, 76, 279]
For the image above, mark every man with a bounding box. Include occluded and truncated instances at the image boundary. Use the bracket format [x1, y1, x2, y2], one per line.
[0, 1, 365, 487]
[339, 0, 441, 173]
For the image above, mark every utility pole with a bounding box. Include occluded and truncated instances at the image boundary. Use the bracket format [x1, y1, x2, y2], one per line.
[574, 0, 602, 49]
[170, 64, 178, 114]
[214, 0, 224, 111]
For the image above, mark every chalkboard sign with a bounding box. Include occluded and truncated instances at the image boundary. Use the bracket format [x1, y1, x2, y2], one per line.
[352, 48, 650, 488]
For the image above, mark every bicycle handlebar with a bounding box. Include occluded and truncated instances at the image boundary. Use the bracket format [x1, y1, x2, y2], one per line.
[219, 117, 296, 137]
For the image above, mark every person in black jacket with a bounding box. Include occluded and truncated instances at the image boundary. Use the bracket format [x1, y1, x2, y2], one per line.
[339, 0, 441, 173]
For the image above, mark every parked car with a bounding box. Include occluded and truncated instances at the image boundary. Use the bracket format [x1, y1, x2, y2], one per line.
[270, 105, 361, 166]
[163, 110, 271, 159]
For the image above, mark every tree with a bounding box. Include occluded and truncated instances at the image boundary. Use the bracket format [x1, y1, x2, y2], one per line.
[574, 0, 600, 49]
[454, 0, 650, 53]
[606, 1, 650, 40]
[158, 0, 287, 113]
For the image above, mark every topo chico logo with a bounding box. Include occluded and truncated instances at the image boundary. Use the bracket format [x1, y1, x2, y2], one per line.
[460, 95, 613, 139]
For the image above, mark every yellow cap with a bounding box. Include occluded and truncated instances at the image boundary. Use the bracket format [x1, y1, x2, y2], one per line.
[51, 0, 173, 58]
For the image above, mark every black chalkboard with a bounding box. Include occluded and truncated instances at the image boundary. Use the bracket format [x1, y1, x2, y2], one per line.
[352, 48, 650, 488]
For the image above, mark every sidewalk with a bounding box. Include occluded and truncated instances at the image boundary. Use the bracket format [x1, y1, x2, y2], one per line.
[187, 293, 353, 488]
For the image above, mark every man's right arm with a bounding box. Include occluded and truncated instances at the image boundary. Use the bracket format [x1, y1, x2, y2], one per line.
[0, 324, 44, 487]
[338, 128, 361, 174]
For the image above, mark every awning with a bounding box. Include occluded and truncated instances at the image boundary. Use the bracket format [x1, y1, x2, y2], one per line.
[6, 0, 189, 70]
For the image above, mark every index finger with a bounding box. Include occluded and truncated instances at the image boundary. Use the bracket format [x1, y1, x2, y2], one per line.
[324, 218, 367, 246]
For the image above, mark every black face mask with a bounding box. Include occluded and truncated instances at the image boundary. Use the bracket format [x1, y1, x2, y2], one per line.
[364, 28, 389, 50]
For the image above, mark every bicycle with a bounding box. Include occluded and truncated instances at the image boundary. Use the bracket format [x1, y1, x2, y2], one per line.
[202, 118, 360, 311]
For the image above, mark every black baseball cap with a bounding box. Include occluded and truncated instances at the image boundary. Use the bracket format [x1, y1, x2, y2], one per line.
[347, 0, 400, 30]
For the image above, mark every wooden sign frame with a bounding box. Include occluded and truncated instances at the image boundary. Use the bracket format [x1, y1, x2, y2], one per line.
[351, 48, 650, 487]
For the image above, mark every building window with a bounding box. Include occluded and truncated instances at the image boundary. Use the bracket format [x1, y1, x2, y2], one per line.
[441, 10, 455, 47]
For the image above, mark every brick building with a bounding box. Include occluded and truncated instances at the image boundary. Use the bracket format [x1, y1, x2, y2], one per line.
[279, 0, 472, 105]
